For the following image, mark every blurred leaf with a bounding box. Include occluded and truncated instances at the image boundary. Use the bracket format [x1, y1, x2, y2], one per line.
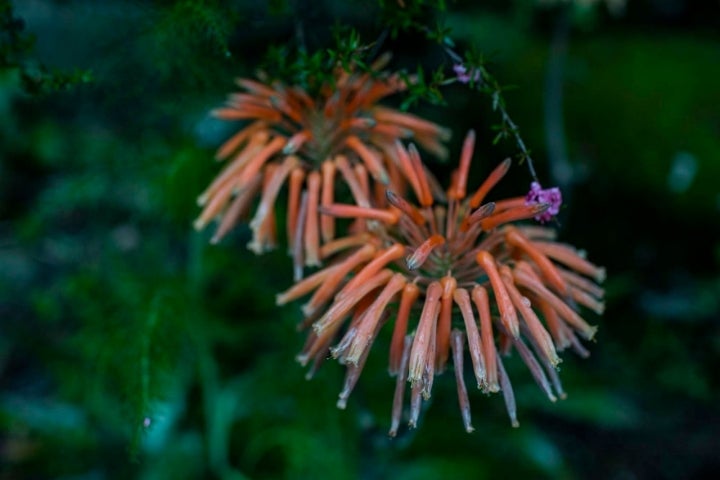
[540, 388, 641, 429]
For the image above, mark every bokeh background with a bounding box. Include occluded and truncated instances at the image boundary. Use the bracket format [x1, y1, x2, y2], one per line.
[1, 1, 719, 479]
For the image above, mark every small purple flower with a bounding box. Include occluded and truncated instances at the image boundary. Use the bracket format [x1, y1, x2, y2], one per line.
[453, 63, 481, 84]
[525, 181, 562, 223]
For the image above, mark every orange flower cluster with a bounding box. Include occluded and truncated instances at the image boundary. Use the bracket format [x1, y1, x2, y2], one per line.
[276, 131, 605, 434]
[197, 58, 605, 433]
[195, 54, 449, 279]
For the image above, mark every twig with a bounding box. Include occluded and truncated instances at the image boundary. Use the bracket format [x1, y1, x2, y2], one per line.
[368, 27, 390, 61]
[442, 45, 540, 183]
[498, 106, 539, 182]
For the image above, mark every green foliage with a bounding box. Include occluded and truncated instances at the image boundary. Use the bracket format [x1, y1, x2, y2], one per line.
[260, 25, 376, 95]
[0, 3, 92, 95]
[377, 0, 448, 38]
[563, 34, 720, 215]
[152, 0, 236, 60]
[399, 65, 446, 110]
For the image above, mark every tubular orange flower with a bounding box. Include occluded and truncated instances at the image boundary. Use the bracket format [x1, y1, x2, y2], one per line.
[277, 131, 605, 434]
[196, 54, 450, 275]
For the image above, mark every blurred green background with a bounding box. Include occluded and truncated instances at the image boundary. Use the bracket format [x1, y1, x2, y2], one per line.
[1, 1, 719, 479]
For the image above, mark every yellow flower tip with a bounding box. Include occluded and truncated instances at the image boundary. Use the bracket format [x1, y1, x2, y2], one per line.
[301, 303, 315, 317]
[585, 325, 599, 341]
[329, 346, 341, 360]
[559, 392, 568, 400]
[372, 51, 393, 69]
[193, 218, 206, 231]
[436, 146, 450, 161]
[197, 194, 207, 206]
[503, 311, 521, 339]
[305, 258, 322, 268]
[407, 372, 422, 387]
[511, 420, 520, 428]
[295, 353, 309, 366]
[343, 350, 363, 367]
[438, 126, 452, 142]
[596, 267, 607, 283]
[311, 319, 326, 336]
[336, 397, 348, 410]
[465, 425, 475, 434]
[550, 355, 563, 369]
[486, 382, 501, 394]
[398, 127, 414, 138]
[247, 239, 272, 255]
[378, 169, 390, 185]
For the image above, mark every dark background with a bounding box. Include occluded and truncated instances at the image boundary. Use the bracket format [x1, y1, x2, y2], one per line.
[1, 1, 719, 478]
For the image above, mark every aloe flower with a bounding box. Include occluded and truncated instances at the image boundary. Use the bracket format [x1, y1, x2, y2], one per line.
[195, 54, 450, 278]
[276, 131, 605, 434]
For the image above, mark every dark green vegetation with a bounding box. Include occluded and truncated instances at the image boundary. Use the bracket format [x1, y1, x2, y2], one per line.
[1, 1, 719, 478]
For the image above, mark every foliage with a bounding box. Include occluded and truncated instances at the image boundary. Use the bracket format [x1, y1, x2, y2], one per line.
[0, 3, 92, 94]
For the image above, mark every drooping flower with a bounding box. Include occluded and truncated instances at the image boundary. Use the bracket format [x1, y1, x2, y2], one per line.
[276, 131, 605, 434]
[195, 53, 450, 277]
[525, 181, 562, 223]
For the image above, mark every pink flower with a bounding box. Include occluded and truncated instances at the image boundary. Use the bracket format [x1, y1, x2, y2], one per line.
[526, 182, 562, 223]
[453, 63, 481, 84]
